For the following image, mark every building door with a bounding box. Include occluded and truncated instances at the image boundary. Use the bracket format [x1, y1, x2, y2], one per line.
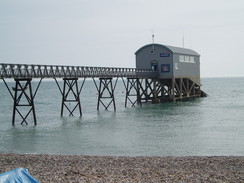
[151, 60, 158, 71]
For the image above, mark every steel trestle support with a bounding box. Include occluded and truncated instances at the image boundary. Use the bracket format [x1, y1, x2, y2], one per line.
[55, 78, 84, 117]
[122, 78, 141, 107]
[2, 78, 42, 125]
[93, 78, 117, 110]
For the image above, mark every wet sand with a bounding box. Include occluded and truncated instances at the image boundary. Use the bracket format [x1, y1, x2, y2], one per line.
[0, 153, 243, 182]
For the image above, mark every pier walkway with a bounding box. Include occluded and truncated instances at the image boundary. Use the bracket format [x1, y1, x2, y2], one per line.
[0, 63, 156, 79]
[0, 63, 156, 125]
[0, 63, 205, 125]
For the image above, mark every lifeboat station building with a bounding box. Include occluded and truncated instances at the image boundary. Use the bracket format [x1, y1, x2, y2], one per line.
[132, 43, 206, 103]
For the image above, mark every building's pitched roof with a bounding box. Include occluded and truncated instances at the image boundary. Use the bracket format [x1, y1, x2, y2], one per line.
[135, 43, 200, 56]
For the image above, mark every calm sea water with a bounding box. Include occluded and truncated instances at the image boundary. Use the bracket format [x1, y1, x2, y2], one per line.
[0, 77, 243, 156]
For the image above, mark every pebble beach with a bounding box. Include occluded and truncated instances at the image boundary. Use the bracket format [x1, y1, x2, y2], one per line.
[0, 153, 243, 182]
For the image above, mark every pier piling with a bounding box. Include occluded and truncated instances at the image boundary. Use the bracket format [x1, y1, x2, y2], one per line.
[12, 78, 36, 125]
[93, 78, 117, 111]
[55, 78, 83, 117]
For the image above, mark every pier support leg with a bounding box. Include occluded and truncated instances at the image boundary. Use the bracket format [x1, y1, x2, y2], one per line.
[122, 78, 141, 107]
[159, 78, 204, 101]
[179, 78, 183, 99]
[136, 79, 162, 103]
[143, 79, 149, 102]
[12, 78, 37, 125]
[93, 78, 117, 110]
[55, 78, 83, 117]
[158, 79, 171, 102]
[141, 79, 154, 102]
[152, 79, 159, 103]
[171, 78, 176, 102]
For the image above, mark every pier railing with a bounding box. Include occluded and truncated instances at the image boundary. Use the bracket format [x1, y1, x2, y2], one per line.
[0, 63, 157, 79]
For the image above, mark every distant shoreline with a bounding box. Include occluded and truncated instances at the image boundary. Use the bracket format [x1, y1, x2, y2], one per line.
[0, 153, 243, 182]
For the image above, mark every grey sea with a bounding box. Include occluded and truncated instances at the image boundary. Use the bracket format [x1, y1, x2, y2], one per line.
[0, 77, 243, 156]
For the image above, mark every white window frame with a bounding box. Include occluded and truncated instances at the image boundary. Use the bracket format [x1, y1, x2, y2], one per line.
[179, 55, 195, 63]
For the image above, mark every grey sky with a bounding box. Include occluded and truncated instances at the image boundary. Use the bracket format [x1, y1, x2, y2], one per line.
[0, 0, 243, 77]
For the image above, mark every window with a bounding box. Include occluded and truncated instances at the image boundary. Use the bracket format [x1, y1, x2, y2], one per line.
[179, 55, 195, 63]
[190, 56, 194, 63]
[179, 55, 184, 62]
[185, 56, 190, 62]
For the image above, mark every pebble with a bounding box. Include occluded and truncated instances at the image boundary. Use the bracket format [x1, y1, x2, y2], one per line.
[0, 153, 243, 182]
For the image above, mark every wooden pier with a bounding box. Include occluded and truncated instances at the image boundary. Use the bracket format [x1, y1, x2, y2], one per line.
[0, 63, 206, 125]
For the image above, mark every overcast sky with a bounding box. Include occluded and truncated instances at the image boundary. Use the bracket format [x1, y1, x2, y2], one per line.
[0, 0, 243, 77]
